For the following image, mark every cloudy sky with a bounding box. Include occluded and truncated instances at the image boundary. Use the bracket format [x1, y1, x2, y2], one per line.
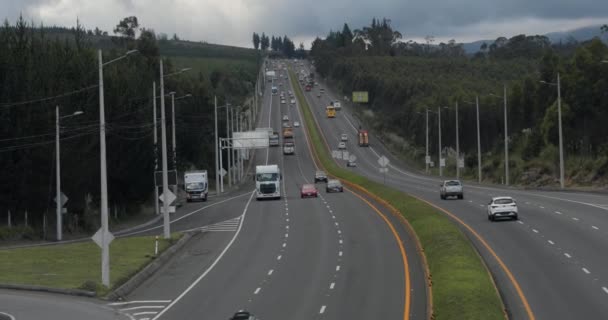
[2, 0, 607, 48]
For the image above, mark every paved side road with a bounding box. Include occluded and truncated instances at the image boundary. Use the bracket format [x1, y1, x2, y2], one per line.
[0, 290, 130, 320]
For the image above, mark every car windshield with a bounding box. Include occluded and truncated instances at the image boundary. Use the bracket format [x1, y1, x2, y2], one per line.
[257, 173, 278, 182]
[446, 181, 461, 186]
[316, 171, 326, 177]
[328, 180, 341, 187]
[494, 198, 514, 204]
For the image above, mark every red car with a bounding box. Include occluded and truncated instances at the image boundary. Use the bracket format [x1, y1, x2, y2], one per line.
[300, 184, 318, 198]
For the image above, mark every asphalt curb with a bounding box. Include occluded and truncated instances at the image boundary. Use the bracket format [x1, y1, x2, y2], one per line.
[0, 283, 96, 298]
[106, 231, 195, 301]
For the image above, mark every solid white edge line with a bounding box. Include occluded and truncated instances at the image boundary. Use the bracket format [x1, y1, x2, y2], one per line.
[120, 306, 166, 311]
[108, 300, 172, 306]
[151, 191, 255, 320]
[134, 312, 159, 316]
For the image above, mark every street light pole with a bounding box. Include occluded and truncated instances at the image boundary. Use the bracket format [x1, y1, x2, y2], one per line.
[153, 82, 159, 216]
[159, 59, 171, 240]
[557, 73, 565, 189]
[55, 106, 62, 241]
[476, 95, 482, 183]
[98, 50, 110, 287]
[170, 92, 178, 196]
[503, 84, 509, 186]
[214, 96, 220, 194]
[455, 102, 460, 179]
[227, 106, 232, 188]
[438, 106, 443, 177]
[425, 108, 429, 173]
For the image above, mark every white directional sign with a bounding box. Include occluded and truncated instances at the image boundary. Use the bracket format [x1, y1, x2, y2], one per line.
[425, 156, 431, 164]
[92, 228, 114, 248]
[159, 190, 177, 205]
[54, 192, 68, 207]
[220, 168, 227, 177]
[378, 156, 390, 167]
[161, 206, 176, 214]
[379, 167, 389, 173]
[458, 158, 465, 168]
[349, 155, 357, 162]
[440, 158, 446, 167]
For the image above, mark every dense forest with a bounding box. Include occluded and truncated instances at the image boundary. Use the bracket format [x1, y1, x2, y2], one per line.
[251, 32, 306, 59]
[310, 18, 608, 187]
[0, 16, 260, 239]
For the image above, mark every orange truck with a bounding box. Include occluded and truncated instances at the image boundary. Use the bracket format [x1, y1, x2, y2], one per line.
[283, 127, 294, 139]
[358, 130, 369, 147]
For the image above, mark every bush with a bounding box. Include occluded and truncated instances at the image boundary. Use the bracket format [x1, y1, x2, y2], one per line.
[0, 226, 37, 241]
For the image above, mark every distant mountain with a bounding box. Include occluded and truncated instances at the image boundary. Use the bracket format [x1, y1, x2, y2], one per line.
[461, 25, 608, 54]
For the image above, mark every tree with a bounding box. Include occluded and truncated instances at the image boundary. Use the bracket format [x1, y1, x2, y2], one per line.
[602, 25, 608, 33]
[341, 23, 353, 47]
[253, 32, 260, 50]
[172, 33, 180, 41]
[113, 16, 139, 39]
[261, 33, 269, 50]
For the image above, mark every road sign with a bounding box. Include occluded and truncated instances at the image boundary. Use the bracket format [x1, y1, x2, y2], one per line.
[159, 190, 177, 205]
[349, 155, 357, 162]
[379, 167, 389, 173]
[160, 206, 176, 214]
[377, 156, 390, 167]
[220, 168, 227, 177]
[440, 158, 446, 167]
[458, 158, 465, 168]
[425, 156, 431, 164]
[92, 228, 114, 248]
[352, 91, 369, 103]
[54, 192, 68, 207]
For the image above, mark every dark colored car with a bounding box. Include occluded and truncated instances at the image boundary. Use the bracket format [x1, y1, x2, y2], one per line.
[314, 170, 328, 183]
[326, 179, 344, 193]
[230, 311, 258, 320]
[301, 184, 318, 198]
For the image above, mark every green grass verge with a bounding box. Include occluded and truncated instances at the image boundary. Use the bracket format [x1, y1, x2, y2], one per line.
[289, 69, 505, 319]
[0, 233, 181, 296]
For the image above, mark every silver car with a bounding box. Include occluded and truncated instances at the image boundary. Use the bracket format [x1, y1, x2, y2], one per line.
[440, 180, 463, 200]
[487, 197, 519, 221]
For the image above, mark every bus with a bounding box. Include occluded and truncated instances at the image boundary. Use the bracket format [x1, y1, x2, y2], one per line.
[326, 105, 336, 118]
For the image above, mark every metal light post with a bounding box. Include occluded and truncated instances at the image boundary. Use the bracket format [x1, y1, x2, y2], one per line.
[540, 73, 565, 188]
[152, 82, 159, 216]
[438, 106, 443, 177]
[455, 102, 460, 179]
[214, 96, 220, 195]
[490, 85, 509, 186]
[227, 106, 232, 187]
[169, 92, 192, 195]
[464, 97, 483, 183]
[98, 49, 137, 287]
[56, 107, 83, 241]
[425, 109, 429, 173]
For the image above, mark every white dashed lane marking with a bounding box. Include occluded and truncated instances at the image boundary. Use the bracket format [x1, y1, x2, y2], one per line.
[555, 211, 562, 215]
[268, 269, 274, 276]
[330, 282, 335, 289]
[320, 306, 326, 314]
[564, 253, 572, 258]
[533, 229, 539, 233]
[572, 217, 579, 221]
[592, 226, 599, 230]
[603, 287, 608, 294]
[548, 240, 555, 245]
[254, 287, 261, 295]
[582, 268, 590, 274]
[336, 265, 340, 271]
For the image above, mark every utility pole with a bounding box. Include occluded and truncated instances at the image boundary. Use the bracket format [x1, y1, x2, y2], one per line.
[98, 50, 110, 287]
[425, 108, 429, 174]
[557, 73, 564, 189]
[55, 106, 62, 241]
[153, 82, 159, 215]
[214, 96, 220, 195]
[227, 106, 232, 188]
[438, 106, 443, 177]
[455, 102, 460, 179]
[170, 92, 178, 196]
[160, 59, 171, 239]
[503, 84, 509, 186]
[476, 95, 482, 183]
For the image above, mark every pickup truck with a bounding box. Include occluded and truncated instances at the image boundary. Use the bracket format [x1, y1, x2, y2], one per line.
[440, 180, 464, 200]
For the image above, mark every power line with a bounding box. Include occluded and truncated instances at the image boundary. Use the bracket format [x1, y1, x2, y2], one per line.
[0, 85, 99, 109]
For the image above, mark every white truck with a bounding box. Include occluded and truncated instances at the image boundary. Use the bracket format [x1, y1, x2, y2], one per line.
[266, 70, 276, 82]
[184, 170, 208, 202]
[255, 165, 281, 200]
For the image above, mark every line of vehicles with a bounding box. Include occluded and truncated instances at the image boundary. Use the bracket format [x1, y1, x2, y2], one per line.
[439, 179, 519, 221]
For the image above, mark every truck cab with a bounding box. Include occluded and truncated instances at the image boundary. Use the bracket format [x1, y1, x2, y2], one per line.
[184, 171, 208, 202]
[255, 165, 281, 200]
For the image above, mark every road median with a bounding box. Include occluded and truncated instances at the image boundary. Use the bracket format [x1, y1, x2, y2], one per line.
[290, 69, 505, 320]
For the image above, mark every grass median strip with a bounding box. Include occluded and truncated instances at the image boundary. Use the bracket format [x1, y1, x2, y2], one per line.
[290, 70, 505, 319]
[0, 233, 181, 297]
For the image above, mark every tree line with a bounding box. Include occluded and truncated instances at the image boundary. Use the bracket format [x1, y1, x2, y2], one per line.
[0, 16, 257, 239]
[309, 18, 608, 186]
[252, 32, 305, 58]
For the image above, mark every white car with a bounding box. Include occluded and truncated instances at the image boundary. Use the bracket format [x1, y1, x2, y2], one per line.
[294, 121, 300, 127]
[281, 99, 286, 104]
[338, 142, 346, 150]
[290, 99, 296, 104]
[282, 115, 289, 121]
[440, 180, 463, 200]
[487, 197, 519, 221]
[340, 134, 348, 141]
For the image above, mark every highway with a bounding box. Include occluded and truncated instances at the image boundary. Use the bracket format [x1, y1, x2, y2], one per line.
[110, 62, 427, 320]
[297, 61, 608, 319]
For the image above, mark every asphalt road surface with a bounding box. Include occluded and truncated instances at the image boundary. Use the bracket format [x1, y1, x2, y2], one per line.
[297, 60, 608, 319]
[109, 63, 427, 320]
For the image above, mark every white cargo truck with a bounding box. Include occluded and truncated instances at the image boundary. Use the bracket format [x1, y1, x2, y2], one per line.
[184, 170, 208, 202]
[255, 165, 281, 200]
